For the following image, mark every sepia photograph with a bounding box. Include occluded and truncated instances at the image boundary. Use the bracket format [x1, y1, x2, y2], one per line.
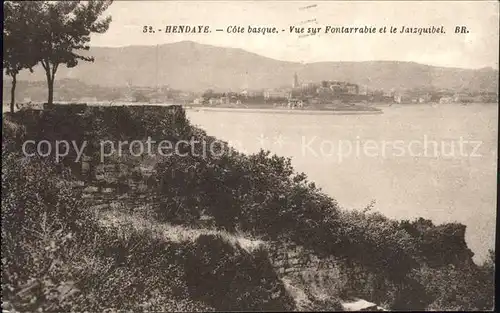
[2, 1, 498, 311]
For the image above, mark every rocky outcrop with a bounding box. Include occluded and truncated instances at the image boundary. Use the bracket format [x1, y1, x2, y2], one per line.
[401, 218, 475, 267]
[267, 241, 338, 276]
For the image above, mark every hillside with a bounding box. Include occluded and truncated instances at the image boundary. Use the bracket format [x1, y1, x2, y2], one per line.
[12, 41, 499, 92]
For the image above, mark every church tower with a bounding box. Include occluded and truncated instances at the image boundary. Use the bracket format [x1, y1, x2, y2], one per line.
[293, 72, 299, 88]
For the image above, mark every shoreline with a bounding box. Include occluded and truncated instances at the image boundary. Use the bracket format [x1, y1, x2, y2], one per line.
[184, 106, 384, 115]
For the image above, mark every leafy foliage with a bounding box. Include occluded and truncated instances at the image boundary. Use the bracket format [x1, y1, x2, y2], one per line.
[399, 218, 475, 267]
[37, 1, 113, 104]
[2, 150, 96, 311]
[411, 262, 495, 310]
[185, 234, 295, 311]
[3, 1, 113, 105]
[3, 1, 41, 111]
[3, 2, 39, 75]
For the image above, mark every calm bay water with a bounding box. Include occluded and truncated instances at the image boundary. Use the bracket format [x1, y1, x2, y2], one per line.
[187, 104, 498, 263]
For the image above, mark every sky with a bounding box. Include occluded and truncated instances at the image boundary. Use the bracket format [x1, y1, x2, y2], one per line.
[90, 1, 500, 69]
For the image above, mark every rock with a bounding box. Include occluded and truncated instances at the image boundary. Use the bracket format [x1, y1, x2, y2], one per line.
[274, 260, 285, 267]
[83, 186, 99, 193]
[288, 251, 299, 258]
[341, 298, 387, 311]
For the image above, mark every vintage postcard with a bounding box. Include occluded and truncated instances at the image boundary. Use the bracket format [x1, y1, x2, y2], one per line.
[2, 1, 498, 312]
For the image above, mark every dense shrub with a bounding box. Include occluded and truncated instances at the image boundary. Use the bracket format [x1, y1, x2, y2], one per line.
[333, 211, 419, 279]
[68, 225, 214, 312]
[410, 253, 495, 311]
[7, 108, 87, 177]
[399, 218, 475, 267]
[155, 153, 215, 225]
[146, 106, 493, 310]
[184, 234, 295, 311]
[1, 148, 213, 312]
[1, 149, 98, 312]
[155, 145, 421, 293]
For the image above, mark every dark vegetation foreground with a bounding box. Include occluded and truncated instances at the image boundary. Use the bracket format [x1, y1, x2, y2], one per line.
[1, 105, 495, 312]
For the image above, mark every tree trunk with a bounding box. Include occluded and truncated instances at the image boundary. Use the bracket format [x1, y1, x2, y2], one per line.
[47, 77, 54, 105]
[10, 74, 17, 113]
[43, 61, 58, 106]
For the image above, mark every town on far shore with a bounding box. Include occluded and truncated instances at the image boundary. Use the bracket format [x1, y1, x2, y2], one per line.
[3, 72, 498, 111]
[188, 73, 498, 109]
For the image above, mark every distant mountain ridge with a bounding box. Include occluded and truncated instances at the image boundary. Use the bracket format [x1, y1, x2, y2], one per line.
[13, 41, 499, 92]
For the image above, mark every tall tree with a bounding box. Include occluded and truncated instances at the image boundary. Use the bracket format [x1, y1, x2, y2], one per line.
[3, 1, 40, 113]
[35, 1, 113, 105]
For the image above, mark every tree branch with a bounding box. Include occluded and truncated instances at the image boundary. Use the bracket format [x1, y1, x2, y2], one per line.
[52, 62, 59, 77]
[40, 59, 48, 72]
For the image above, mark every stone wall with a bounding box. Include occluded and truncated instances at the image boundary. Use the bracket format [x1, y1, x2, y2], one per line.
[72, 104, 185, 204]
[267, 241, 338, 276]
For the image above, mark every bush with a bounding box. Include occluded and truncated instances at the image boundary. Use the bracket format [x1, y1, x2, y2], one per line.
[68, 224, 214, 312]
[1, 149, 213, 311]
[1, 149, 98, 312]
[184, 234, 295, 311]
[411, 260, 495, 310]
[1, 147, 210, 311]
[399, 218, 475, 267]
